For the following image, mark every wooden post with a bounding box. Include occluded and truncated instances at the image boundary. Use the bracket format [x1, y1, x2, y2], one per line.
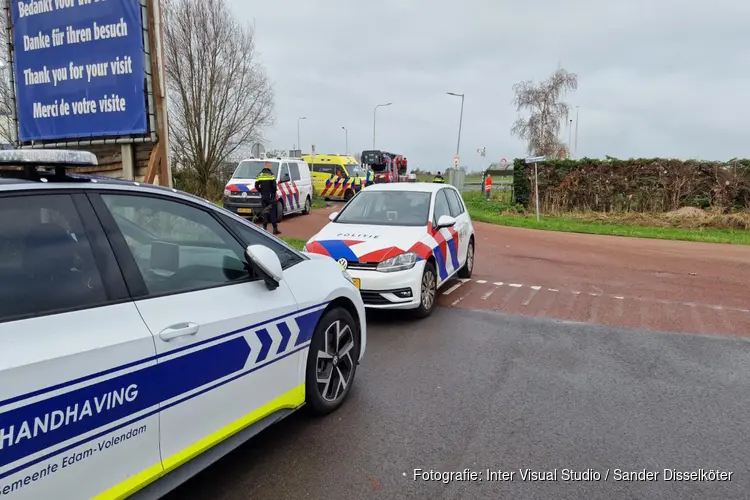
[144, 145, 159, 184]
[148, 0, 168, 186]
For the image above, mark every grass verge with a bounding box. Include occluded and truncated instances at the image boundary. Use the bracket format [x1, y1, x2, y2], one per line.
[311, 196, 327, 209]
[462, 191, 750, 245]
[280, 237, 307, 250]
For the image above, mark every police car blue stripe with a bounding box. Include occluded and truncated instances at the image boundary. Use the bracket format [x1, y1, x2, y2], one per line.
[277, 322, 292, 354]
[0, 302, 330, 410]
[235, 184, 251, 192]
[0, 307, 326, 477]
[447, 238, 459, 270]
[0, 342, 311, 482]
[255, 328, 272, 363]
[433, 246, 449, 280]
[0, 338, 250, 468]
[315, 240, 358, 262]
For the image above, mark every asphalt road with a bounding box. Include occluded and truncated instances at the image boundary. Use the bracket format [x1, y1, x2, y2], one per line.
[164, 307, 750, 500]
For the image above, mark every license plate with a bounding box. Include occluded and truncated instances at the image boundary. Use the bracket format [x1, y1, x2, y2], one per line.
[352, 278, 360, 289]
[237, 208, 253, 214]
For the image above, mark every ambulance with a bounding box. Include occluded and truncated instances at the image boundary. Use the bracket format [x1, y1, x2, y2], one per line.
[302, 154, 365, 201]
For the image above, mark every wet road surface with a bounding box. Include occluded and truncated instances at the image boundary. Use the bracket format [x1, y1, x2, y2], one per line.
[165, 307, 750, 500]
[282, 207, 750, 337]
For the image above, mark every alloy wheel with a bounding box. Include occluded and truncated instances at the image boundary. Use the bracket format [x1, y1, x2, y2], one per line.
[467, 243, 474, 273]
[316, 319, 356, 402]
[421, 269, 436, 310]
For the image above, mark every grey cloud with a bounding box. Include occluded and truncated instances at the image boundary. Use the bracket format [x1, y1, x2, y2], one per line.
[229, 0, 750, 169]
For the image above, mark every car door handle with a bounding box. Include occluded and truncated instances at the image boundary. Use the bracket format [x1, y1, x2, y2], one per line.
[159, 322, 200, 341]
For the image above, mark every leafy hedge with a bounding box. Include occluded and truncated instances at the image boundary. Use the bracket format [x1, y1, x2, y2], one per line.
[512, 158, 750, 213]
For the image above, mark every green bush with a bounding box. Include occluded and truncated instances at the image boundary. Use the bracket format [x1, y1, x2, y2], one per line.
[512, 157, 750, 213]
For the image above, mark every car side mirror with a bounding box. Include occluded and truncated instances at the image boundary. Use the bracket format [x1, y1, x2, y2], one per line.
[436, 215, 456, 228]
[329, 211, 339, 222]
[244, 244, 283, 290]
[280, 174, 291, 183]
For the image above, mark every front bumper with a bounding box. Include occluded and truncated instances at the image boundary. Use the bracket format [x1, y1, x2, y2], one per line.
[223, 196, 263, 215]
[347, 261, 425, 310]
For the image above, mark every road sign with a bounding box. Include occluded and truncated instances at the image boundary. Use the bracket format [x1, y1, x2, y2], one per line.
[525, 156, 547, 164]
[500, 158, 508, 167]
[251, 143, 265, 158]
[453, 154, 460, 168]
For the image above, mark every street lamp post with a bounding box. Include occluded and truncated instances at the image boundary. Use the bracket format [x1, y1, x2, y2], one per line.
[447, 92, 465, 157]
[342, 126, 348, 155]
[297, 116, 306, 151]
[568, 119, 573, 158]
[372, 102, 391, 149]
[573, 106, 580, 158]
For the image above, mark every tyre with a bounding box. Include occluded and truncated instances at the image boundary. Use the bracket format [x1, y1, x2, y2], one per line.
[302, 196, 312, 215]
[412, 261, 438, 319]
[305, 307, 360, 416]
[276, 200, 284, 222]
[343, 189, 354, 201]
[457, 238, 474, 279]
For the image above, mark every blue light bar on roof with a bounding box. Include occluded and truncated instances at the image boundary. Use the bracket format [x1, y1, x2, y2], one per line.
[0, 149, 97, 166]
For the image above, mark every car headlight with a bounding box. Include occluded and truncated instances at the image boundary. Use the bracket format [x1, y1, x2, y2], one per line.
[376, 252, 418, 273]
[223, 189, 231, 197]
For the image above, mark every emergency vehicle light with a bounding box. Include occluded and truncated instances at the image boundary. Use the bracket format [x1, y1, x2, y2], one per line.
[0, 149, 97, 166]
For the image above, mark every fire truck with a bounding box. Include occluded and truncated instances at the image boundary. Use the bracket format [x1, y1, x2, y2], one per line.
[361, 150, 408, 183]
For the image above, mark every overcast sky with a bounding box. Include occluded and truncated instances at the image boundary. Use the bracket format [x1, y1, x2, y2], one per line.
[229, 0, 749, 171]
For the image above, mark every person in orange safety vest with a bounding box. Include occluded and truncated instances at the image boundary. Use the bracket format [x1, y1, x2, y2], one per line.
[484, 173, 492, 200]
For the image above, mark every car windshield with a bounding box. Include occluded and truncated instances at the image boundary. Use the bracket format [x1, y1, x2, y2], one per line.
[335, 190, 431, 226]
[232, 160, 278, 179]
[346, 164, 364, 176]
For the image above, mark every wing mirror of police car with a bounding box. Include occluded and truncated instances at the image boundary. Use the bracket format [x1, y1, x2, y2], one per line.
[244, 244, 283, 290]
[329, 211, 339, 222]
[436, 215, 457, 229]
[281, 173, 291, 183]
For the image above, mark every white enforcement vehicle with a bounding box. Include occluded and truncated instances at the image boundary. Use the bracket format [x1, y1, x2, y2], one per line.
[303, 183, 476, 318]
[0, 150, 366, 499]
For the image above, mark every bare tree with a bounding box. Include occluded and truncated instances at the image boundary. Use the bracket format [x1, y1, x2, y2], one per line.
[511, 68, 578, 158]
[163, 0, 274, 198]
[0, 9, 14, 145]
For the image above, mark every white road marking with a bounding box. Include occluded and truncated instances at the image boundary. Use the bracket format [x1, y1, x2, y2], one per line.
[455, 278, 750, 315]
[451, 292, 471, 306]
[443, 281, 466, 295]
[522, 288, 539, 306]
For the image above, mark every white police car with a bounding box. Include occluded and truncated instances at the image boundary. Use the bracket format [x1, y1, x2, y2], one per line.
[304, 183, 475, 318]
[0, 150, 366, 499]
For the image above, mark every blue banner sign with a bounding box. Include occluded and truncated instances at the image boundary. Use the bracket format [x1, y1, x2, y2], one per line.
[10, 0, 148, 142]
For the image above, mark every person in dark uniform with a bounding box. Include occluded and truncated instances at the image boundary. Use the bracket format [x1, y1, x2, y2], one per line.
[433, 171, 445, 183]
[254, 162, 281, 234]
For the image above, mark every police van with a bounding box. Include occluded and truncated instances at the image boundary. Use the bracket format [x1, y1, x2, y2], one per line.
[222, 157, 314, 220]
[0, 150, 366, 499]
